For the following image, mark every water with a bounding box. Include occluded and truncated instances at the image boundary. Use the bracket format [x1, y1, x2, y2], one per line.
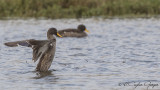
[1, 18, 160, 90]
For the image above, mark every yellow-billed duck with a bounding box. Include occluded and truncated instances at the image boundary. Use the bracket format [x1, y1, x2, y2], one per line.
[57, 24, 89, 38]
[4, 28, 62, 72]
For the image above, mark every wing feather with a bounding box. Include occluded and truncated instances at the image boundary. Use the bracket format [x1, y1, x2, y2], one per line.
[35, 40, 56, 71]
[4, 40, 32, 47]
[4, 39, 56, 72]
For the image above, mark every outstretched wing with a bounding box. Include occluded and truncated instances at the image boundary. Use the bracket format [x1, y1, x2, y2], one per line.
[4, 39, 56, 72]
[4, 40, 33, 47]
[4, 39, 52, 62]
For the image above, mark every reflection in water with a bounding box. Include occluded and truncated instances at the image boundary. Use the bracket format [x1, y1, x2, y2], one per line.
[33, 69, 57, 79]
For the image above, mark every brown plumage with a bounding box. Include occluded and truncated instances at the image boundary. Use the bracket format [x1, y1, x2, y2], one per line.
[57, 24, 89, 38]
[4, 28, 62, 72]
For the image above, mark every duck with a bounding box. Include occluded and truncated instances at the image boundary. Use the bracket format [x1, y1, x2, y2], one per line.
[57, 24, 89, 38]
[4, 28, 62, 72]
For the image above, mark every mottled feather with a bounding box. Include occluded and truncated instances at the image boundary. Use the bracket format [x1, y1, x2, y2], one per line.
[4, 28, 58, 72]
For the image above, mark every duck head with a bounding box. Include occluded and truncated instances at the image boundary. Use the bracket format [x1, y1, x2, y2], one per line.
[78, 24, 89, 33]
[47, 28, 62, 39]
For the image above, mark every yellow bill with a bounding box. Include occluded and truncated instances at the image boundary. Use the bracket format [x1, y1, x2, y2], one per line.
[85, 29, 90, 33]
[57, 33, 62, 37]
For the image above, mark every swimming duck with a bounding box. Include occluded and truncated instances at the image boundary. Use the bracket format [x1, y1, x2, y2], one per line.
[57, 24, 89, 37]
[4, 28, 62, 72]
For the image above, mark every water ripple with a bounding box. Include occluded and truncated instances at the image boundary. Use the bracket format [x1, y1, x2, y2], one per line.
[1, 18, 160, 90]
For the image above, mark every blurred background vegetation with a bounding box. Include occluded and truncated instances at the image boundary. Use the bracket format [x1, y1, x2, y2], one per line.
[0, 0, 160, 19]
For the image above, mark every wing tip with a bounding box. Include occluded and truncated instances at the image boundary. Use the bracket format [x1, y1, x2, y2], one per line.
[4, 42, 18, 47]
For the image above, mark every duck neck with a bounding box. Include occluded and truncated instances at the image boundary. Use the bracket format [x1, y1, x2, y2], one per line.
[47, 33, 54, 40]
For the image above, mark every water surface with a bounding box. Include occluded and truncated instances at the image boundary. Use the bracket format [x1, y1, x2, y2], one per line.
[1, 18, 160, 90]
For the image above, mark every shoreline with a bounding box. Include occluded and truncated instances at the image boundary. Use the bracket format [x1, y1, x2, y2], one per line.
[0, 15, 160, 20]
